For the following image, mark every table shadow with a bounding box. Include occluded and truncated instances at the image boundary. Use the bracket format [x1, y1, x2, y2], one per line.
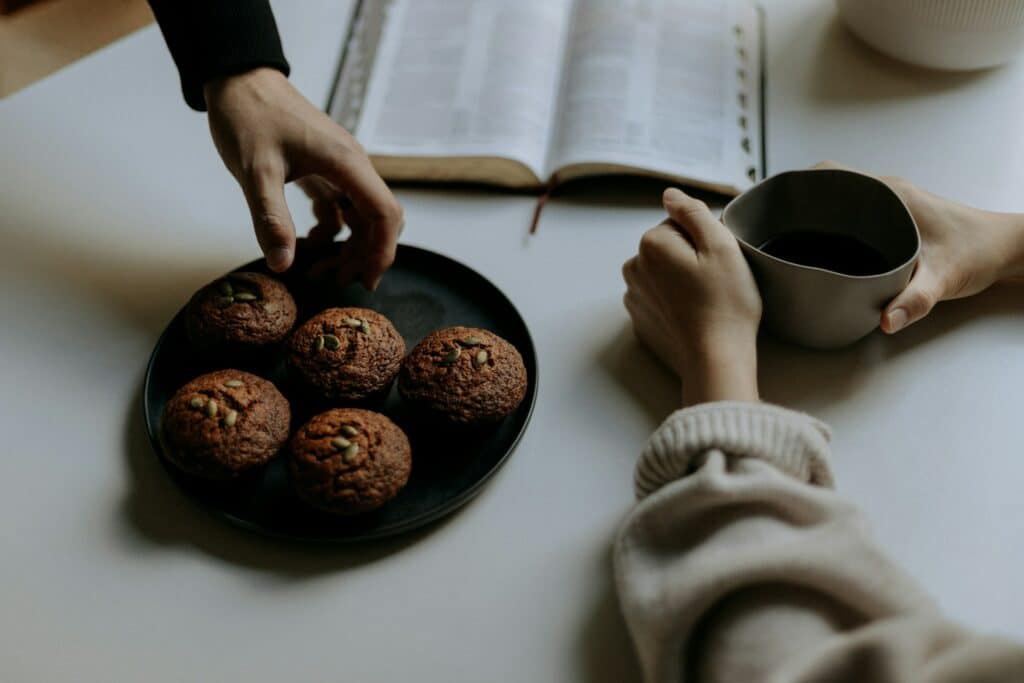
[0, 211, 234, 335]
[760, 283, 1023, 410]
[120, 374, 452, 576]
[809, 15, 996, 104]
[598, 324, 681, 432]
[577, 550, 643, 683]
[599, 283, 1022, 425]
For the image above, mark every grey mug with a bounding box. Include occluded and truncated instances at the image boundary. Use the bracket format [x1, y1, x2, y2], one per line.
[721, 169, 920, 348]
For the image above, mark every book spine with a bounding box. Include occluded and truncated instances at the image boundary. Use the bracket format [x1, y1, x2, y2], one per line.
[329, 0, 393, 130]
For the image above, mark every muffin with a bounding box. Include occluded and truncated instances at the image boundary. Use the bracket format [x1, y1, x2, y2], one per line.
[160, 370, 290, 480]
[289, 408, 412, 515]
[286, 307, 405, 403]
[185, 272, 297, 356]
[398, 327, 528, 425]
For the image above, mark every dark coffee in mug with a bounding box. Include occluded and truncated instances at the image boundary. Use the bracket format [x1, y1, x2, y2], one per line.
[757, 231, 892, 276]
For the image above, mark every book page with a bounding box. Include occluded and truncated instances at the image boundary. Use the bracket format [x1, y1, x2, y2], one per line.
[349, 0, 573, 179]
[547, 0, 760, 193]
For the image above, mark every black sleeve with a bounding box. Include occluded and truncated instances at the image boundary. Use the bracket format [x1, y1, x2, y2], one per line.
[149, 0, 291, 112]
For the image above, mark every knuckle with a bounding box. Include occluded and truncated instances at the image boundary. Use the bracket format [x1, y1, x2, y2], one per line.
[349, 137, 368, 156]
[385, 199, 405, 225]
[371, 247, 397, 270]
[922, 286, 940, 308]
[946, 272, 971, 299]
[362, 197, 404, 227]
[884, 175, 913, 196]
[638, 229, 667, 259]
[300, 175, 336, 200]
[245, 157, 283, 183]
[252, 197, 286, 225]
[707, 232, 738, 255]
[327, 123, 364, 152]
[910, 288, 936, 311]
[256, 217, 290, 242]
[324, 134, 371, 167]
[364, 237, 398, 268]
[672, 196, 710, 218]
[327, 139, 358, 162]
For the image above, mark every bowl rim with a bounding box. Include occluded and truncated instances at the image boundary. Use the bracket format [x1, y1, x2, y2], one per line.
[722, 168, 922, 281]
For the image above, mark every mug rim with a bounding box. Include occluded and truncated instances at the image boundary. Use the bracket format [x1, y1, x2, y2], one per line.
[722, 168, 922, 281]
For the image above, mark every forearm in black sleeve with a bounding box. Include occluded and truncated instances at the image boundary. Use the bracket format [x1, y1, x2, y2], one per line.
[149, 0, 290, 111]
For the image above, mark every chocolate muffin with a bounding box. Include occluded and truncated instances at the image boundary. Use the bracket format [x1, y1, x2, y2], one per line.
[286, 307, 405, 403]
[289, 408, 412, 515]
[398, 327, 528, 425]
[185, 272, 297, 356]
[160, 370, 290, 480]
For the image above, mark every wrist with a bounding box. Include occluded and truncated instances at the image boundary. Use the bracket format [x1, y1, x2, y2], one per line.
[998, 212, 1024, 281]
[203, 67, 288, 108]
[679, 336, 759, 407]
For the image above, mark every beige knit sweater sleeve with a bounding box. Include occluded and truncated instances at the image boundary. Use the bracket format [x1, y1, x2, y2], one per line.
[613, 401, 1024, 683]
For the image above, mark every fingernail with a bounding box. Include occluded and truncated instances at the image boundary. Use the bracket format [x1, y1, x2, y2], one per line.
[663, 187, 684, 202]
[266, 246, 292, 272]
[886, 307, 908, 333]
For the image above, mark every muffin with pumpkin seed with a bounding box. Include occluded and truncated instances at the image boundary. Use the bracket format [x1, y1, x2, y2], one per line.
[184, 272, 297, 356]
[398, 326, 527, 425]
[160, 370, 290, 480]
[289, 408, 412, 515]
[286, 307, 405, 404]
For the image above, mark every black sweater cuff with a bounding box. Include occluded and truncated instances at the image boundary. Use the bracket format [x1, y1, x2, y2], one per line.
[150, 0, 290, 111]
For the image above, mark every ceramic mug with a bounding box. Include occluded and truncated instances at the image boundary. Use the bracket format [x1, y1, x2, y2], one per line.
[722, 169, 920, 349]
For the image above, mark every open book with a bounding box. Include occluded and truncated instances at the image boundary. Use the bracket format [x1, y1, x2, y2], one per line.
[330, 0, 764, 197]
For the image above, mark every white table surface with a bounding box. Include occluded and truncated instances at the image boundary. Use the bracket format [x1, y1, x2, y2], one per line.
[2, 1, 1023, 681]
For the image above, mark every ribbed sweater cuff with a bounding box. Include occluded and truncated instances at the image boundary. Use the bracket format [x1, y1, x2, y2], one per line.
[634, 401, 834, 499]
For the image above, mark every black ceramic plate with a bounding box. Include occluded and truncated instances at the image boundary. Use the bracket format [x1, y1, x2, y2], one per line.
[143, 244, 537, 542]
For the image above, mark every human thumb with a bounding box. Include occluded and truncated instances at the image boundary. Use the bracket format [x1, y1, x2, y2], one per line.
[881, 262, 944, 334]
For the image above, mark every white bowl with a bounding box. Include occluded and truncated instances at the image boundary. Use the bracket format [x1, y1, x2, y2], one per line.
[836, 0, 1024, 70]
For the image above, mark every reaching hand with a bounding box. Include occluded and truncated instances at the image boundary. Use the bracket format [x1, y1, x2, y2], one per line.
[623, 189, 762, 407]
[814, 162, 1024, 334]
[204, 68, 403, 289]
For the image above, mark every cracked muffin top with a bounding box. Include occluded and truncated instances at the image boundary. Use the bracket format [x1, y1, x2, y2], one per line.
[286, 307, 405, 403]
[398, 326, 527, 425]
[185, 272, 297, 356]
[289, 408, 412, 515]
[161, 369, 290, 480]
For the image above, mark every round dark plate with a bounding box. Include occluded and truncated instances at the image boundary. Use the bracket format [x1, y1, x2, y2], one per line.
[143, 244, 537, 543]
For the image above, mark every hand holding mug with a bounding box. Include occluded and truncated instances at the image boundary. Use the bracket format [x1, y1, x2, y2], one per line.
[812, 163, 1024, 333]
[623, 189, 762, 407]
